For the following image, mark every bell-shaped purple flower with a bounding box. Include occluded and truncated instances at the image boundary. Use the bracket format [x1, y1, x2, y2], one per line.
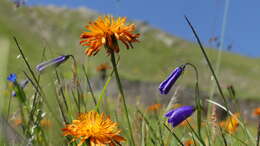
[159, 65, 185, 94]
[165, 105, 195, 128]
[36, 55, 71, 72]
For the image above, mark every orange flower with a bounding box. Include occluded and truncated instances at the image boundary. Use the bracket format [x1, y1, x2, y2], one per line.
[80, 16, 140, 56]
[184, 139, 194, 146]
[40, 119, 51, 127]
[179, 117, 192, 127]
[252, 107, 260, 116]
[147, 104, 161, 111]
[219, 113, 239, 134]
[96, 63, 111, 71]
[62, 111, 125, 146]
[11, 118, 22, 127]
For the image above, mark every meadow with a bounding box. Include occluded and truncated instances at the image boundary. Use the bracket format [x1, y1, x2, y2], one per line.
[0, 0, 260, 146]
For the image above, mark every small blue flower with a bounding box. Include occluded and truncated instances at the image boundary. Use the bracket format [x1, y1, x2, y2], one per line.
[7, 73, 17, 83]
[159, 65, 185, 94]
[36, 55, 71, 72]
[165, 105, 195, 128]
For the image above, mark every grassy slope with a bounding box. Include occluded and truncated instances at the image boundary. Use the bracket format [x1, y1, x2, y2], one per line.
[1, 0, 259, 99]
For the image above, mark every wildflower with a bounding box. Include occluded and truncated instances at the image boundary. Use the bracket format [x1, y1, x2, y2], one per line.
[184, 139, 194, 146]
[253, 107, 260, 116]
[159, 65, 185, 94]
[11, 118, 22, 127]
[165, 105, 195, 128]
[80, 16, 140, 56]
[7, 74, 29, 97]
[62, 111, 125, 146]
[96, 63, 111, 72]
[36, 55, 71, 72]
[179, 117, 192, 127]
[7, 73, 17, 83]
[147, 103, 161, 111]
[220, 113, 239, 134]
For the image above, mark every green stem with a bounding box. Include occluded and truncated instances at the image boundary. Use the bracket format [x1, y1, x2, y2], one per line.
[82, 65, 97, 107]
[185, 63, 202, 138]
[163, 124, 184, 146]
[184, 16, 229, 112]
[110, 51, 135, 146]
[95, 72, 113, 112]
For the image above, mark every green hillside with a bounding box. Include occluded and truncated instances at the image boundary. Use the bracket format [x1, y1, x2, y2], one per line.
[1, 0, 260, 99]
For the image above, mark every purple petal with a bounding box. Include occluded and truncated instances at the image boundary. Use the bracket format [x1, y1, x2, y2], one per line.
[165, 109, 175, 118]
[36, 55, 71, 72]
[159, 66, 184, 94]
[166, 106, 195, 128]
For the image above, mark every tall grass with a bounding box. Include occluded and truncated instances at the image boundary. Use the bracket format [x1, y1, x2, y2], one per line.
[0, 16, 258, 146]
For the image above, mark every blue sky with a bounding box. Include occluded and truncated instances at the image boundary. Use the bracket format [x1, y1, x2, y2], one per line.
[27, 0, 260, 58]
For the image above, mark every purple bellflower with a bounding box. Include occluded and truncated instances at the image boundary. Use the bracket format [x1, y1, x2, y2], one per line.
[159, 65, 185, 94]
[165, 105, 195, 128]
[36, 55, 71, 72]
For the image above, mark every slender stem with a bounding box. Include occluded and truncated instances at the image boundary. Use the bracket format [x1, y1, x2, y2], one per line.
[55, 70, 69, 111]
[210, 0, 230, 98]
[186, 120, 206, 146]
[163, 124, 184, 146]
[219, 126, 228, 146]
[82, 65, 97, 106]
[137, 109, 159, 144]
[110, 51, 135, 146]
[184, 16, 229, 112]
[95, 71, 113, 112]
[185, 63, 202, 138]
[14, 37, 62, 125]
[7, 93, 13, 119]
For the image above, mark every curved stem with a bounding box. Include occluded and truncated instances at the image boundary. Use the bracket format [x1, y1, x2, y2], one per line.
[185, 63, 202, 138]
[184, 16, 230, 116]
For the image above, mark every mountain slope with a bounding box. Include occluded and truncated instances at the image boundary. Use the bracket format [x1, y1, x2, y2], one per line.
[1, 0, 259, 99]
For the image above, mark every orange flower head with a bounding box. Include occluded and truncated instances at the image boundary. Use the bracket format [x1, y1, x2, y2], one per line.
[179, 117, 192, 127]
[62, 111, 125, 146]
[219, 113, 239, 134]
[184, 139, 194, 146]
[11, 118, 22, 127]
[80, 16, 140, 56]
[96, 63, 111, 71]
[252, 107, 260, 116]
[147, 104, 161, 111]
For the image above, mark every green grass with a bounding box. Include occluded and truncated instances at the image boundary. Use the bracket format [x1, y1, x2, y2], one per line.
[0, 0, 260, 99]
[0, 1, 259, 145]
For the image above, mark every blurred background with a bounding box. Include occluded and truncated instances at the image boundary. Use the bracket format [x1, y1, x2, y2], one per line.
[0, 0, 259, 122]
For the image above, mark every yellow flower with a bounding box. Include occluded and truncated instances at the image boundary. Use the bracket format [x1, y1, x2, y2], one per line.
[147, 103, 161, 111]
[62, 111, 125, 146]
[80, 16, 140, 56]
[219, 113, 239, 134]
